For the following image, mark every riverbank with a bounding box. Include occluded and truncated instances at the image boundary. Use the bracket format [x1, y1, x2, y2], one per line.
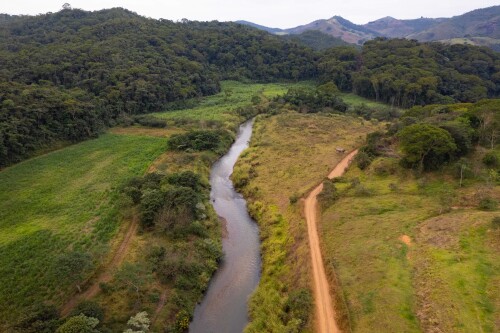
[190, 119, 261, 333]
[233, 112, 379, 332]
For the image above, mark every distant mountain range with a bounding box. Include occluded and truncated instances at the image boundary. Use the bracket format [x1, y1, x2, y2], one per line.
[237, 5, 500, 51]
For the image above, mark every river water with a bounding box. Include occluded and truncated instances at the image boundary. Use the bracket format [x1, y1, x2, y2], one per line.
[189, 119, 261, 333]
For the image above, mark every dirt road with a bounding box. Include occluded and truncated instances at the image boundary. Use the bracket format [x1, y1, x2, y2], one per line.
[61, 215, 139, 316]
[304, 149, 358, 333]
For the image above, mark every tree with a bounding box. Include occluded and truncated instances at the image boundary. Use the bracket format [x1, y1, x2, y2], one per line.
[123, 311, 150, 333]
[398, 124, 457, 171]
[15, 304, 60, 333]
[56, 314, 99, 333]
[70, 301, 104, 322]
[455, 158, 472, 187]
[474, 103, 500, 148]
[114, 262, 151, 298]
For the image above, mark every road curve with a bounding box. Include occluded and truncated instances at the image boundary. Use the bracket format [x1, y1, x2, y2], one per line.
[304, 149, 358, 333]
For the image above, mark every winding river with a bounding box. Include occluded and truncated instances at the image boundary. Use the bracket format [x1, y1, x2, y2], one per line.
[190, 119, 261, 333]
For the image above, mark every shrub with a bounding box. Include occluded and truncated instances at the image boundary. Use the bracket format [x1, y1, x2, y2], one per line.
[164, 187, 199, 216]
[483, 152, 499, 168]
[56, 314, 99, 333]
[167, 129, 233, 154]
[15, 304, 60, 333]
[479, 198, 498, 211]
[166, 171, 206, 192]
[142, 172, 163, 190]
[98, 282, 115, 295]
[371, 158, 397, 176]
[283, 289, 312, 328]
[195, 239, 223, 263]
[355, 151, 372, 170]
[353, 183, 373, 197]
[157, 259, 180, 284]
[187, 221, 208, 237]
[318, 179, 339, 209]
[174, 310, 190, 333]
[289, 193, 300, 204]
[140, 189, 164, 228]
[70, 301, 104, 322]
[123, 186, 142, 205]
[146, 246, 166, 270]
[133, 115, 167, 128]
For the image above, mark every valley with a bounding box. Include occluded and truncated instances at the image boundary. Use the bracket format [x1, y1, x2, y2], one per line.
[0, 5, 498, 333]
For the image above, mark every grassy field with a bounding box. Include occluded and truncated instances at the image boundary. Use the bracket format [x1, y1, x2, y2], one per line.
[0, 134, 166, 328]
[233, 111, 380, 332]
[320, 156, 500, 332]
[152, 80, 313, 127]
[340, 93, 394, 109]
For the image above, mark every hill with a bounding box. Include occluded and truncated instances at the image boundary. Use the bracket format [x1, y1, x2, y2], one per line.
[239, 6, 500, 49]
[409, 6, 500, 41]
[408, 6, 500, 50]
[235, 20, 285, 34]
[0, 7, 316, 167]
[364, 16, 445, 38]
[239, 16, 379, 45]
[282, 30, 352, 50]
[285, 16, 380, 45]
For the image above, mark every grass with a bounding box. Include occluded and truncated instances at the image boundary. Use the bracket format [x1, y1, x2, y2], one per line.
[233, 111, 380, 332]
[340, 93, 396, 110]
[321, 156, 500, 332]
[152, 81, 312, 128]
[0, 134, 166, 329]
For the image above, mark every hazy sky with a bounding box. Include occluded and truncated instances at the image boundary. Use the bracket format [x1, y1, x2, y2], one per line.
[1, 0, 498, 28]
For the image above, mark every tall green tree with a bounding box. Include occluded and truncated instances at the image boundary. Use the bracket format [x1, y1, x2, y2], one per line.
[398, 123, 457, 171]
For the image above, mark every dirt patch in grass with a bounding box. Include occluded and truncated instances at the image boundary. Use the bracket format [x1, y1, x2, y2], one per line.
[399, 234, 412, 246]
[417, 214, 462, 249]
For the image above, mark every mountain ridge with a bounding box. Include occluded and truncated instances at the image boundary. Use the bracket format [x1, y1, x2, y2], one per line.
[237, 5, 500, 50]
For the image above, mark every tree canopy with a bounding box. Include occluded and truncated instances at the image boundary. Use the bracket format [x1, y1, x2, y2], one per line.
[398, 123, 457, 171]
[319, 38, 500, 108]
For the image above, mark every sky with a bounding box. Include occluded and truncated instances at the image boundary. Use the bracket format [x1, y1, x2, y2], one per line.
[1, 0, 499, 28]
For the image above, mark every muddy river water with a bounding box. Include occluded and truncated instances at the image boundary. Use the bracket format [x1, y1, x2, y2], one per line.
[189, 119, 261, 333]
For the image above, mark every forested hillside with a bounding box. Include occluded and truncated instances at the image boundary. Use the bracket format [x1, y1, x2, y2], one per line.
[0, 7, 316, 166]
[1, 8, 499, 168]
[319, 38, 500, 108]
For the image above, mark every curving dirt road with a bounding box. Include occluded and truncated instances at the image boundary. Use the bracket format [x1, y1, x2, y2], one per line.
[61, 215, 139, 316]
[304, 149, 358, 333]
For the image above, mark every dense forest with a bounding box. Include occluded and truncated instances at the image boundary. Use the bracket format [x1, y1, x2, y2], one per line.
[319, 38, 500, 107]
[0, 8, 499, 167]
[0, 7, 316, 166]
